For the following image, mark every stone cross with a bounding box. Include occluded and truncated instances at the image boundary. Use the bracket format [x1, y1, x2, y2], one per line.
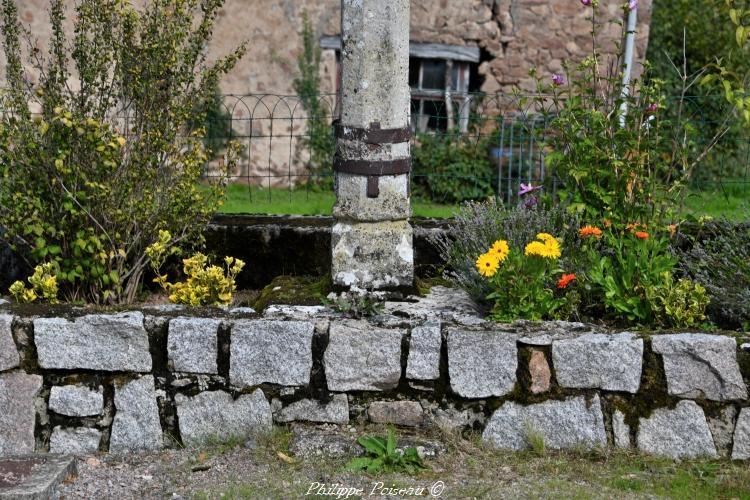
[331, 0, 414, 290]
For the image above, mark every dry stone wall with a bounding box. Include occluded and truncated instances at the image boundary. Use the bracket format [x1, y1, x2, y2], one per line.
[0, 287, 748, 461]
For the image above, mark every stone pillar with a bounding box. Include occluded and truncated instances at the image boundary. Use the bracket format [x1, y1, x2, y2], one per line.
[331, 0, 414, 290]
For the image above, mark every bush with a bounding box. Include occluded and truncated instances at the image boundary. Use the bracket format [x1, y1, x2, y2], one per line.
[147, 230, 244, 306]
[673, 219, 750, 330]
[293, 12, 334, 188]
[8, 263, 59, 304]
[411, 132, 496, 204]
[476, 233, 569, 321]
[431, 200, 581, 307]
[528, 2, 728, 224]
[0, 0, 245, 304]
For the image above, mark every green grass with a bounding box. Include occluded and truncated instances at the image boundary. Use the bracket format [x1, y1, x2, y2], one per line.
[193, 426, 750, 500]
[218, 184, 458, 218]
[681, 186, 750, 220]
[218, 183, 750, 221]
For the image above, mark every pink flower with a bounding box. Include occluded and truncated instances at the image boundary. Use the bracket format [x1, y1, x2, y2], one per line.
[581, 0, 592, 5]
[645, 103, 658, 114]
[552, 74, 565, 86]
[518, 183, 542, 196]
[628, 0, 638, 10]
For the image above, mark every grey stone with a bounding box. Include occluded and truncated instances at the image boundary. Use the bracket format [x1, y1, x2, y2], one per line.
[324, 321, 404, 391]
[288, 424, 362, 458]
[228, 307, 256, 315]
[447, 329, 517, 398]
[331, 221, 413, 289]
[552, 333, 643, 393]
[34, 312, 151, 372]
[482, 395, 606, 451]
[0, 372, 43, 455]
[637, 401, 717, 459]
[0, 299, 8, 306]
[333, 173, 410, 221]
[707, 406, 737, 457]
[425, 404, 485, 431]
[263, 305, 335, 320]
[48, 385, 103, 417]
[109, 375, 163, 453]
[167, 317, 220, 374]
[368, 401, 424, 427]
[0, 455, 77, 500]
[517, 321, 594, 346]
[230, 320, 314, 388]
[175, 389, 272, 446]
[49, 427, 101, 454]
[652, 334, 747, 401]
[406, 321, 441, 381]
[384, 286, 482, 323]
[0, 314, 19, 372]
[613, 410, 631, 449]
[275, 394, 349, 424]
[141, 304, 186, 313]
[732, 408, 750, 460]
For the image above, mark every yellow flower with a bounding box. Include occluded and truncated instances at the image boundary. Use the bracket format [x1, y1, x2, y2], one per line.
[116, 136, 126, 147]
[476, 252, 500, 277]
[525, 234, 561, 259]
[489, 240, 510, 262]
[536, 233, 555, 243]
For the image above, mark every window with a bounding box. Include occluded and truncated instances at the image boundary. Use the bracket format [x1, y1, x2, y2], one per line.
[409, 57, 473, 133]
[319, 37, 479, 133]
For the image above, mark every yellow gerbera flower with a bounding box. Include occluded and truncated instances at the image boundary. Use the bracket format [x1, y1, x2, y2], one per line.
[489, 239, 510, 262]
[536, 233, 555, 243]
[476, 252, 500, 277]
[525, 234, 561, 259]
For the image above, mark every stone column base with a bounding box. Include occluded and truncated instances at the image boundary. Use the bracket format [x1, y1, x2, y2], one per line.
[331, 221, 413, 289]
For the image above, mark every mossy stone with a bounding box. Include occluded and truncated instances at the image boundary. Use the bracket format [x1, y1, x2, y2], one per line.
[252, 275, 331, 312]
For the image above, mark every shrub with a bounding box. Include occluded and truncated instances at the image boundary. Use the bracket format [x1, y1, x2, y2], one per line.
[0, 0, 246, 304]
[293, 12, 334, 187]
[147, 230, 244, 306]
[431, 200, 580, 306]
[673, 219, 750, 329]
[476, 233, 569, 321]
[411, 132, 495, 204]
[8, 263, 59, 304]
[527, 2, 728, 224]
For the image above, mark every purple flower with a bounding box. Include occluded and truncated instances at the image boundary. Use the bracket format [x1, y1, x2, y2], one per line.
[628, 0, 637, 10]
[645, 102, 658, 114]
[552, 74, 565, 86]
[581, 0, 592, 5]
[518, 183, 543, 196]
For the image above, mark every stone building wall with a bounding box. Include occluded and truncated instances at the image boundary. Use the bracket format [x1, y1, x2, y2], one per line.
[0, 288, 749, 460]
[2, 0, 653, 94]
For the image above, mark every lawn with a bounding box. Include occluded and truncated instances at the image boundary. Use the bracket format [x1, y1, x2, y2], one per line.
[219, 183, 750, 220]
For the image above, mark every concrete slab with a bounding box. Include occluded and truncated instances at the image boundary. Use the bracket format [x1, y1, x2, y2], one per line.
[0, 455, 76, 500]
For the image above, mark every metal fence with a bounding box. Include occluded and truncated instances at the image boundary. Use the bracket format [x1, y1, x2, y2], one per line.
[201, 92, 750, 213]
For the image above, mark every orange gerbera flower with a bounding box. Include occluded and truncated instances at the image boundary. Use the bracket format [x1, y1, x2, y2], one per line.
[634, 231, 649, 240]
[557, 273, 576, 289]
[578, 226, 602, 238]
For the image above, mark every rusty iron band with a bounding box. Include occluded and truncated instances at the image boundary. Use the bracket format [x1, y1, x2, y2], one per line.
[334, 122, 411, 145]
[333, 157, 411, 176]
[333, 157, 411, 198]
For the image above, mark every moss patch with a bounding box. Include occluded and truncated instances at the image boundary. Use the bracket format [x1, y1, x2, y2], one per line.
[252, 275, 331, 312]
[414, 276, 451, 296]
